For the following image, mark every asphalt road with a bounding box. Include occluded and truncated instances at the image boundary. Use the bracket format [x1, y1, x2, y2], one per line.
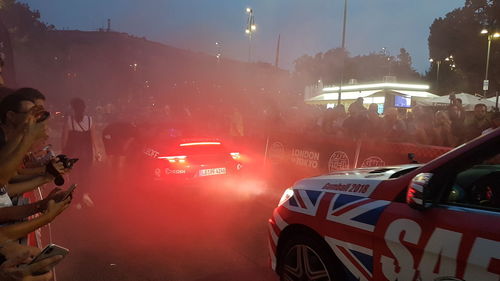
[48, 166, 283, 281]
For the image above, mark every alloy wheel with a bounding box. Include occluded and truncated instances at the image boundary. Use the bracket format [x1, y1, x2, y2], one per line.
[282, 244, 331, 281]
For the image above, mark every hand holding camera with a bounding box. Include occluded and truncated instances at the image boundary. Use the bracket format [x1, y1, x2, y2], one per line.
[21, 110, 49, 143]
[46, 155, 78, 186]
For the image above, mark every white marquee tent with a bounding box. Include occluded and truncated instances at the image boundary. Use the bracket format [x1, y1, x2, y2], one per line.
[417, 93, 497, 111]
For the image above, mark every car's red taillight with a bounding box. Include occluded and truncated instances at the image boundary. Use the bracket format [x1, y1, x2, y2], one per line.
[230, 152, 241, 160]
[158, 155, 187, 164]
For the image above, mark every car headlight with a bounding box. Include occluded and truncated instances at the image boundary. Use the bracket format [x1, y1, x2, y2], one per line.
[278, 188, 294, 206]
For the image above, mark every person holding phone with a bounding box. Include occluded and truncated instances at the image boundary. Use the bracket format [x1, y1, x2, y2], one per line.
[0, 240, 64, 281]
[0, 103, 74, 239]
[0, 187, 70, 223]
[0, 88, 68, 181]
[0, 197, 71, 242]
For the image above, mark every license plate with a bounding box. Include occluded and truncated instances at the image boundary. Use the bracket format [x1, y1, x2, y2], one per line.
[199, 168, 226, 177]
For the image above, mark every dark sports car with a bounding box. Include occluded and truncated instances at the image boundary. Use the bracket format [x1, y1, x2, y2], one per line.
[150, 140, 243, 181]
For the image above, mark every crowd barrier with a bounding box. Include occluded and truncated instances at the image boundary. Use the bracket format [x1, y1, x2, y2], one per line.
[264, 132, 452, 179]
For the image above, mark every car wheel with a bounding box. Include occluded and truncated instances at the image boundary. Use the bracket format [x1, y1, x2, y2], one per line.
[278, 234, 345, 281]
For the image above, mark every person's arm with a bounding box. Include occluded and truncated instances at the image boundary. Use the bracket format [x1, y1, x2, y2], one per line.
[0, 133, 28, 185]
[17, 167, 46, 176]
[0, 127, 23, 163]
[0, 188, 69, 223]
[0, 203, 43, 223]
[13, 156, 68, 182]
[0, 198, 71, 241]
[0, 241, 61, 281]
[0, 120, 46, 185]
[10, 174, 42, 183]
[9, 167, 46, 183]
[0, 106, 48, 161]
[0, 108, 48, 183]
[5, 175, 51, 197]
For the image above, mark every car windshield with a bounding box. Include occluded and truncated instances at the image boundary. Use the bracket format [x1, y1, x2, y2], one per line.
[4, 1, 498, 280]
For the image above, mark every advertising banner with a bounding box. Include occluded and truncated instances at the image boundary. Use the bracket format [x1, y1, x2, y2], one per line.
[266, 133, 452, 181]
[267, 133, 359, 177]
[357, 140, 452, 168]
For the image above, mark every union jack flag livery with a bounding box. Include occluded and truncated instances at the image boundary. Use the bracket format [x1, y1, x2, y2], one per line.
[268, 128, 500, 281]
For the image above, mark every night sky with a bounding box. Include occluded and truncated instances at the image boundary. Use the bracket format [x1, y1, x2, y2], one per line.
[21, 0, 463, 73]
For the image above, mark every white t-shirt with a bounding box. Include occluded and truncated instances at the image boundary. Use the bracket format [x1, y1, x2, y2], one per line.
[0, 185, 13, 208]
[68, 115, 93, 132]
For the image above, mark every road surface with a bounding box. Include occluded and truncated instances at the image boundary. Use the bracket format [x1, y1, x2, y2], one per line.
[48, 163, 285, 281]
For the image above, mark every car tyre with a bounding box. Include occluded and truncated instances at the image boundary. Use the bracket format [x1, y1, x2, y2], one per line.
[277, 233, 346, 281]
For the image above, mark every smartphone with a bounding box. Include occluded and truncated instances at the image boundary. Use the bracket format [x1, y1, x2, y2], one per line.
[63, 184, 77, 200]
[29, 244, 69, 265]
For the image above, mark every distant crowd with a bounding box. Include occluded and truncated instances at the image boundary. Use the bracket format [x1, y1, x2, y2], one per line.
[75, 94, 500, 151]
[295, 98, 500, 147]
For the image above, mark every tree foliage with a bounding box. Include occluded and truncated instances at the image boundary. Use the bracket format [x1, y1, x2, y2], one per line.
[0, 0, 50, 45]
[428, 0, 500, 96]
[293, 47, 421, 87]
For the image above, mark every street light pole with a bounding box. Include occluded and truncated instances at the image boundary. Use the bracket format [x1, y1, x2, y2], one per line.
[481, 29, 500, 97]
[429, 56, 453, 93]
[245, 8, 256, 63]
[216, 41, 222, 64]
[248, 34, 252, 63]
[436, 60, 441, 90]
[485, 36, 492, 97]
[337, 0, 348, 106]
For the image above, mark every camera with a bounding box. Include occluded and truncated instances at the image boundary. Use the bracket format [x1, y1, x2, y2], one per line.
[46, 154, 79, 186]
[58, 155, 79, 169]
[36, 111, 50, 123]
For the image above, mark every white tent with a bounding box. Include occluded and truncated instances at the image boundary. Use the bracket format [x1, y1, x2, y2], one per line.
[417, 93, 497, 111]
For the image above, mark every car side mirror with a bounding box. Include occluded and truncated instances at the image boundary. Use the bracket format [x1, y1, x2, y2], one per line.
[406, 173, 433, 210]
[408, 153, 418, 164]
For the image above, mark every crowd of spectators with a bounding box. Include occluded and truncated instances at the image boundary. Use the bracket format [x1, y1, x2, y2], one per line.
[71, 91, 500, 154]
[0, 87, 75, 281]
[302, 97, 499, 147]
[0, 84, 494, 281]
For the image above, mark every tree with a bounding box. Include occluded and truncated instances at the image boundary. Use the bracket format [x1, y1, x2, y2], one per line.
[293, 47, 420, 88]
[0, 0, 48, 45]
[428, 0, 500, 96]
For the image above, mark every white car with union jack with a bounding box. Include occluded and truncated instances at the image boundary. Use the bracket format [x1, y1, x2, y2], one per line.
[268, 128, 500, 281]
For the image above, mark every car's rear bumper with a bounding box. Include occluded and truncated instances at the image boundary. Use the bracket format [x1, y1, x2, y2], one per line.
[152, 164, 242, 182]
